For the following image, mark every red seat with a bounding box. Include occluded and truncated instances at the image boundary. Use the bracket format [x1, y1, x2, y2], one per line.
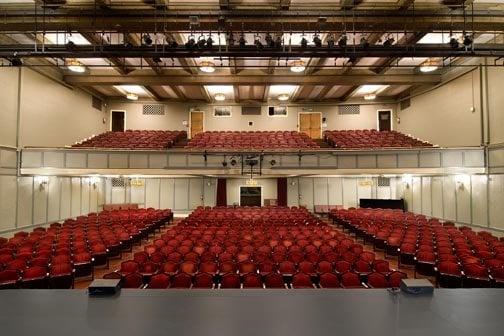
[122, 272, 143, 289]
[264, 272, 286, 288]
[341, 272, 363, 288]
[171, 272, 193, 288]
[388, 271, 407, 288]
[220, 273, 241, 288]
[0, 269, 20, 289]
[291, 272, 314, 289]
[193, 273, 214, 288]
[367, 272, 389, 288]
[147, 273, 170, 289]
[120, 260, 139, 275]
[21, 266, 48, 289]
[319, 272, 340, 288]
[242, 273, 263, 288]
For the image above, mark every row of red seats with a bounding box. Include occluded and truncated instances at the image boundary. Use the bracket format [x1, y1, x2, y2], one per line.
[107, 206, 407, 289]
[72, 130, 187, 149]
[0, 208, 173, 289]
[324, 129, 433, 149]
[105, 270, 407, 289]
[186, 131, 319, 150]
[330, 208, 504, 288]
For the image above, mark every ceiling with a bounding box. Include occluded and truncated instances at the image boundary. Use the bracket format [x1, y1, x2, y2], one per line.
[0, 0, 503, 103]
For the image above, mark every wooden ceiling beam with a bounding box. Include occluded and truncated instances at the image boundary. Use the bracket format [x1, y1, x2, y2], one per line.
[234, 85, 241, 103]
[169, 85, 187, 100]
[143, 86, 163, 101]
[339, 86, 361, 102]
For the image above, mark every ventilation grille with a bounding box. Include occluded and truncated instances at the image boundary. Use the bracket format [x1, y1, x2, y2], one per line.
[111, 178, 126, 188]
[92, 96, 102, 111]
[377, 177, 391, 187]
[143, 104, 165, 115]
[338, 105, 360, 115]
[242, 106, 262, 115]
[400, 98, 411, 110]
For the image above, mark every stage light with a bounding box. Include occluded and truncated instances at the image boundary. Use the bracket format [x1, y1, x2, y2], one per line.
[143, 34, 153, 46]
[197, 36, 207, 49]
[214, 93, 226, 101]
[185, 36, 196, 49]
[360, 36, 369, 49]
[66, 59, 86, 73]
[300, 36, 308, 48]
[206, 36, 214, 48]
[338, 35, 347, 47]
[327, 34, 335, 48]
[270, 159, 277, 166]
[383, 36, 395, 47]
[277, 94, 290, 101]
[463, 34, 473, 47]
[449, 37, 459, 49]
[274, 34, 282, 48]
[66, 41, 76, 50]
[230, 158, 237, 166]
[239, 34, 246, 47]
[221, 161, 228, 167]
[313, 34, 322, 48]
[265, 33, 275, 47]
[289, 60, 306, 73]
[199, 60, 215, 73]
[152, 56, 162, 63]
[11, 57, 23, 67]
[126, 93, 139, 101]
[254, 38, 264, 49]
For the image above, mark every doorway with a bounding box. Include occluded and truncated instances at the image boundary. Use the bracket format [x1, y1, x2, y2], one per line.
[190, 111, 204, 138]
[378, 110, 392, 131]
[240, 186, 262, 206]
[111, 110, 125, 132]
[299, 112, 322, 139]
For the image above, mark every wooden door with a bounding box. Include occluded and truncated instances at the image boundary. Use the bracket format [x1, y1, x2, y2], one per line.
[378, 110, 392, 131]
[299, 113, 321, 139]
[310, 113, 322, 139]
[111, 111, 125, 132]
[190, 111, 204, 138]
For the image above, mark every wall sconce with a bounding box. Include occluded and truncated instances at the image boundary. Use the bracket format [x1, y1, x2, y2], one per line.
[35, 176, 49, 191]
[401, 174, 412, 189]
[290, 181, 297, 186]
[455, 174, 470, 190]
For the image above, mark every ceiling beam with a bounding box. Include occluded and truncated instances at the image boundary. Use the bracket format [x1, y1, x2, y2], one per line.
[143, 86, 163, 101]
[64, 73, 441, 86]
[340, 32, 383, 74]
[126, 33, 163, 75]
[279, 0, 291, 10]
[371, 32, 428, 74]
[200, 86, 213, 103]
[169, 85, 187, 100]
[80, 32, 133, 75]
[234, 85, 241, 103]
[143, 1, 168, 9]
[340, 0, 363, 10]
[315, 86, 333, 101]
[168, 33, 199, 75]
[339, 86, 361, 102]
[262, 85, 270, 102]
[397, 0, 415, 11]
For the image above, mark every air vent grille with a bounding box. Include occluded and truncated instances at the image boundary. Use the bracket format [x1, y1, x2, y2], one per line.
[338, 105, 360, 115]
[377, 177, 391, 187]
[143, 104, 165, 115]
[111, 178, 126, 188]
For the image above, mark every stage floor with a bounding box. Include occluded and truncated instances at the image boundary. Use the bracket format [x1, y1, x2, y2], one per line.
[1, 289, 503, 336]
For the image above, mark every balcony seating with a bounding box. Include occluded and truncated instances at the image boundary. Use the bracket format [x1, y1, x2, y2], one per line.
[0, 208, 173, 290]
[330, 207, 504, 288]
[72, 130, 187, 149]
[108, 206, 407, 289]
[324, 129, 433, 149]
[185, 131, 320, 151]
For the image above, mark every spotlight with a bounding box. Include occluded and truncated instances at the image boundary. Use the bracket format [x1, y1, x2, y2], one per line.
[338, 35, 347, 47]
[274, 34, 282, 48]
[360, 36, 369, 49]
[254, 37, 264, 50]
[239, 34, 246, 47]
[270, 159, 277, 166]
[265, 33, 275, 47]
[185, 36, 196, 50]
[152, 56, 162, 63]
[383, 36, 395, 47]
[327, 34, 335, 48]
[227, 33, 235, 46]
[222, 161, 228, 167]
[197, 36, 207, 49]
[206, 36, 214, 48]
[66, 41, 76, 50]
[463, 34, 473, 47]
[300, 36, 308, 48]
[143, 34, 153, 46]
[11, 57, 22, 67]
[230, 158, 237, 166]
[313, 34, 322, 48]
[449, 36, 459, 49]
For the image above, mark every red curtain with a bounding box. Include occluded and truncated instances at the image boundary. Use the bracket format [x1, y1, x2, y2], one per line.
[216, 178, 227, 206]
[277, 178, 287, 206]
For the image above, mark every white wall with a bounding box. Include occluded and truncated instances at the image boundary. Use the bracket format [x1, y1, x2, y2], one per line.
[396, 69, 482, 147]
[0, 68, 20, 147]
[107, 101, 395, 135]
[0, 176, 105, 235]
[487, 67, 504, 144]
[396, 173, 504, 232]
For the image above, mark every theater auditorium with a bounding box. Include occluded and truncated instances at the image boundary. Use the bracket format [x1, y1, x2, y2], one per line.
[0, 1, 503, 335]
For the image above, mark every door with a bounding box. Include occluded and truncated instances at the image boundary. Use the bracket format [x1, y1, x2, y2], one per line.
[299, 113, 322, 139]
[378, 110, 392, 131]
[111, 111, 125, 132]
[240, 186, 262, 206]
[190, 111, 204, 138]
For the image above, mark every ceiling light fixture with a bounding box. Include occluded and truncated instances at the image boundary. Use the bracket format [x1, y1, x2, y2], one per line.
[66, 59, 86, 73]
[364, 93, 376, 100]
[419, 59, 439, 73]
[277, 94, 290, 101]
[199, 60, 215, 73]
[289, 60, 306, 73]
[214, 93, 226, 101]
[126, 93, 139, 101]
